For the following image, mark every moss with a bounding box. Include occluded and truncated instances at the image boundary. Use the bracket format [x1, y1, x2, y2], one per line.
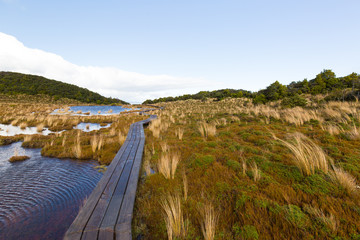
[193, 154, 215, 168]
[284, 205, 309, 229]
[233, 224, 259, 240]
[292, 173, 335, 195]
[226, 159, 241, 171]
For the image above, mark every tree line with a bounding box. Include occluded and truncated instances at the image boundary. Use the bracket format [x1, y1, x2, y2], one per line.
[0, 72, 128, 104]
[143, 70, 360, 106]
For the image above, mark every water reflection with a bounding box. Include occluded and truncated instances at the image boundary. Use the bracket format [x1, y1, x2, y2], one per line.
[74, 122, 111, 132]
[53, 105, 136, 116]
[0, 142, 102, 240]
[0, 123, 54, 137]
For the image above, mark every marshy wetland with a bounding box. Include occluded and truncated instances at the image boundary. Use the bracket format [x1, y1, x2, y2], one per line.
[0, 94, 149, 239]
[133, 96, 360, 240]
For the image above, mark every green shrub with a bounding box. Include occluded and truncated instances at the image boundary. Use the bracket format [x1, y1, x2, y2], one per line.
[226, 159, 241, 171]
[281, 94, 307, 108]
[284, 205, 309, 229]
[233, 224, 259, 240]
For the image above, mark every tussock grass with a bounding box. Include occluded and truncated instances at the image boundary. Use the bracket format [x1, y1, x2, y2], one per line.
[330, 166, 358, 196]
[251, 162, 261, 182]
[19, 122, 27, 129]
[274, 132, 329, 176]
[118, 131, 126, 144]
[149, 118, 162, 138]
[304, 205, 337, 232]
[36, 123, 44, 132]
[199, 203, 218, 240]
[175, 128, 184, 140]
[198, 122, 216, 138]
[160, 194, 186, 240]
[183, 173, 188, 201]
[157, 151, 180, 179]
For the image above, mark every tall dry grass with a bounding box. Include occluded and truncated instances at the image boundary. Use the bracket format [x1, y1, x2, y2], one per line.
[157, 152, 180, 179]
[198, 122, 216, 138]
[175, 128, 184, 140]
[199, 203, 218, 240]
[304, 205, 337, 232]
[118, 131, 126, 144]
[149, 118, 162, 138]
[329, 166, 358, 195]
[160, 194, 186, 240]
[251, 162, 261, 182]
[183, 173, 188, 201]
[274, 132, 329, 176]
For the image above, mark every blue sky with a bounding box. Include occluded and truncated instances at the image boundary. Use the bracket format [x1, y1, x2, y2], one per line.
[0, 0, 359, 102]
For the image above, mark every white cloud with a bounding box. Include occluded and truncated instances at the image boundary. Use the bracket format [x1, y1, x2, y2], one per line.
[0, 32, 212, 103]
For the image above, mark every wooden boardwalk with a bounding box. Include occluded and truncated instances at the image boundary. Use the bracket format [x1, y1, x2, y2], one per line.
[64, 113, 157, 240]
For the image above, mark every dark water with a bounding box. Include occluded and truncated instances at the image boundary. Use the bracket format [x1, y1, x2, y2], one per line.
[0, 142, 102, 240]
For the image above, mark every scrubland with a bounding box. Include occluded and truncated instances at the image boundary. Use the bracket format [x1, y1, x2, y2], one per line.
[133, 97, 360, 239]
[0, 94, 147, 165]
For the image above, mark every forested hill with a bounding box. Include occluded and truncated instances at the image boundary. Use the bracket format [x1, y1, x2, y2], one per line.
[0, 72, 128, 104]
[143, 70, 360, 105]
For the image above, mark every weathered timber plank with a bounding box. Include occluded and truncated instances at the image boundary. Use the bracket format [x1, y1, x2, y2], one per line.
[115, 132, 145, 240]
[81, 127, 139, 238]
[64, 125, 136, 240]
[65, 113, 158, 240]
[98, 124, 142, 240]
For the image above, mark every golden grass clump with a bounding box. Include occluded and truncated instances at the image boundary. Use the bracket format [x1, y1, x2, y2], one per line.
[36, 123, 44, 132]
[175, 128, 184, 140]
[118, 131, 126, 144]
[330, 166, 358, 196]
[73, 133, 82, 159]
[149, 117, 161, 138]
[183, 173, 188, 201]
[199, 203, 218, 240]
[19, 122, 28, 129]
[160, 142, 169, 152]
[198, 122, 216, 138]
[304, 205, 337, 232]
[251, 162, 261, 182]
[91, 135, 98, 152]
[242, 160, 247, 176]
[274, 132, 329, 176]
[157, 151, 180, 179]
[23, 135, 32, 142]
[160, 194, 186, 240]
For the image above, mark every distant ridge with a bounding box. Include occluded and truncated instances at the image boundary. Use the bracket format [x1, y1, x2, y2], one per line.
[0, 72, 128, 104]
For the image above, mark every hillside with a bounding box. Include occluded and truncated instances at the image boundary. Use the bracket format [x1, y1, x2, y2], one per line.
[143, 70, 360, 104]
[0, 72, 128, 104]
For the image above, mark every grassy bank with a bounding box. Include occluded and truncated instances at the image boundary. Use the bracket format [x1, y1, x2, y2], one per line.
[133, 97, 360, 239]
[0, 96, 148, 164]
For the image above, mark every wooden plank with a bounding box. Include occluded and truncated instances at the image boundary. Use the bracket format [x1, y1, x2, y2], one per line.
[65, 113, 158, 240]
[115, 127, 145, 239]
[81, 130, 138, 238]
[98, 124, 142, 239]
[64, 125, 136, 240]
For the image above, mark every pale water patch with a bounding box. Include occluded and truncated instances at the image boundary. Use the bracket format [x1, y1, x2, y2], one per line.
[0, 123, 54, 136]
[74, 123, 111, 132]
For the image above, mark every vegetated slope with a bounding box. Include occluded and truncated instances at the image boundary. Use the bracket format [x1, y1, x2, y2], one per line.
[134, 98, 360, 239]
[0, 72, 128, 104]
[143, 70, 360, 104]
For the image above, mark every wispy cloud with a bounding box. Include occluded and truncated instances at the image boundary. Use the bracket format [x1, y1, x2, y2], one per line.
[0, 32, 212, 103]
